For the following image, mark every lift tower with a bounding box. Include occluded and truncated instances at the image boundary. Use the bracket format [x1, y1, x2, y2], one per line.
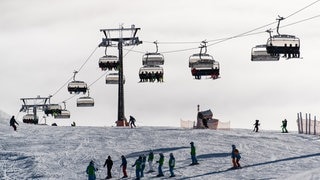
[99, 25, 142, 126]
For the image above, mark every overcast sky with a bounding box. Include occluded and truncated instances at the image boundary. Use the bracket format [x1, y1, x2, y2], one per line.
[1, 0, 320, 130]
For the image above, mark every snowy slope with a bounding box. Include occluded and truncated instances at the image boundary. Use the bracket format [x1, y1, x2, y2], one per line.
[0, 117, 320, 179]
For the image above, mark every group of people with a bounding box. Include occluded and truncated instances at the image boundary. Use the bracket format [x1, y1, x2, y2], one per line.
[86, 142, 241, 179]
[253, 119, 288, 133]
[139, 71, 164, 83]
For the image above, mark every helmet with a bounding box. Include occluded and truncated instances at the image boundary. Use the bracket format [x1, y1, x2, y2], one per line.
[170, 153, 173, 156]
[190, 142, 194, 145]
[232, 144, 236, 148]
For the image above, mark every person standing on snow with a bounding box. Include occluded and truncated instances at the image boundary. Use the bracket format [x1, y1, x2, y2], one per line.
[147, 150, 154, 172]
[231, 144, 241, 168]
[120, 155, 128, 178]
[168, 153, 176, 177]
[86, 160, 98, 180]
[253, 119, 260, 132]
[129, 116, 136, 128]
[103, 156, 113, 179]
[156, 153, 164, 177]
[9, 116, 19, 131]
[190, 142, 198, 165]
[141, 155, 146, 177]
[132, 156, 142, 180]
[282, 119, 288, 133]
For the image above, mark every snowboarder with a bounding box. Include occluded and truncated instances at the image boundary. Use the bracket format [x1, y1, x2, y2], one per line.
[190, 142, 198, 165]
[231, 144, 241, 168]
[86, 160, 98, 180]
[103, 156, 113, 179]
[156, 153, 164, 177]
[120, 155, 128, 178]
[253, 119, 260, 132]
[9, 116, 19, 131]
[132, 156, 142, 180]
[282, 119, 288, 133]
[168, 153, 176, 177]
[147, 150, 154, 172]
[141, 155, 146, 177]
[129, 116, 136, 128]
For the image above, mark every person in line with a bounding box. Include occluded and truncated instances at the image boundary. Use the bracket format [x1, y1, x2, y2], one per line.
[103, 156, 113, 179]
[132, 156, 142, 180]
[282, 119, 288, 133]
[253, 119, 260, 132]
[168, 153, 176, 177]
[190, 142, 198, 165]
[147, 150, 154, 172]
[10, 116, 19, 131]
[129, 116, 136, 128]
[140, 155, 146, 177]
[156, 153, 164, 177]
[120, 155, 128, 178]
[231, 144, 241, 168]
[86, 160, 98, 180]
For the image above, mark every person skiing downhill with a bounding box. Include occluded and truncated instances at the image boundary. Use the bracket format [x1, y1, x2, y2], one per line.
[168, 153, 176, 177]
[120, 155, 128, 178]
[282, 119, 288, 133]
[141, 155, 146, 177]
[253, 120, 260, 132]
[147, 150, 154, 172]
[132, 156, 142, 180]
[103, 156, 113, 179]
[86, 160, 98, 180]
[231, 144, 241, 168]
[9, 116, 19, 131]
[156, 153, 164, 177]
[190, 142, 198, 165]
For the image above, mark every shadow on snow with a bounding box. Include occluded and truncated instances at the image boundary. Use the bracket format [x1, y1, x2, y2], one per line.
[125, 146, 189, 158]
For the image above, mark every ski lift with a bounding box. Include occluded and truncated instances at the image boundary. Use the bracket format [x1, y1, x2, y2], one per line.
[44, 104, 62, 116]
[266, 16, 300, 58]
[67, 71, 88, 94]
[251, 45, 280, 61]
[105, 72, 125, 84]
[142, 41, 164, 66]
[189, 41, 220, 80]
[77, 96, 94, 107]
[54, 102, 70, 119]
[139, 66, 164, 82]
[77, 90, 94, 107]
[99, 55, 119, 71]
[22, 114, 39, 124]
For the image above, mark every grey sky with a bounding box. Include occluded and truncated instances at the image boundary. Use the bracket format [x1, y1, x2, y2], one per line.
[1, 0, 320, 130]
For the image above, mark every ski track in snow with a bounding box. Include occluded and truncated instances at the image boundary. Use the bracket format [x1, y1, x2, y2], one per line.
[0, 119, 320, 179]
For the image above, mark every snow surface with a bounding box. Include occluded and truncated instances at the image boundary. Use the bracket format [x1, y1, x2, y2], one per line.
[1, 114, 320, 180]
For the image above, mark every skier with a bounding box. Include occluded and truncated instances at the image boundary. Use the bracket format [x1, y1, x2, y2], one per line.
[140, 155, 146, 177]
[132, 156, 142, 180]
[282, 119, 288, 133]
[129, 116, 136, 128]
[253, 119, 260, 132]
[120, 155, 128, 178]
[103, 156, 113, 179]
[156, 153, 164, 177]
[231, 144, 241, 168]
[168, 153, 176, 177]
[190, 142, 198, 165]
[86, 160, 98, 180]
[9, 116, 19, 131]
[147, 150, 154, 172]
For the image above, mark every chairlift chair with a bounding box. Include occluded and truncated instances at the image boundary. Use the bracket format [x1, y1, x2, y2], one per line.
[67, 80, 88, 94]
[251, 45, 280, 61]
[22, 114, 39, 124]
[105, 72, 125, 84]
[266, 34, 300, 58]
[44, 104, 62, 116]
[98, 55, 119, 71]
[54, 110, 71, 119]
[189, 53, 214, 68]
[139, 66, 164, 82]
[76, 96, 94, 107]
[142, 52, 164, 66]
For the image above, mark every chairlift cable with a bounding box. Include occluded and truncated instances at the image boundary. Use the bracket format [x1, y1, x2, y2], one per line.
[285, 0, 320, 19]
